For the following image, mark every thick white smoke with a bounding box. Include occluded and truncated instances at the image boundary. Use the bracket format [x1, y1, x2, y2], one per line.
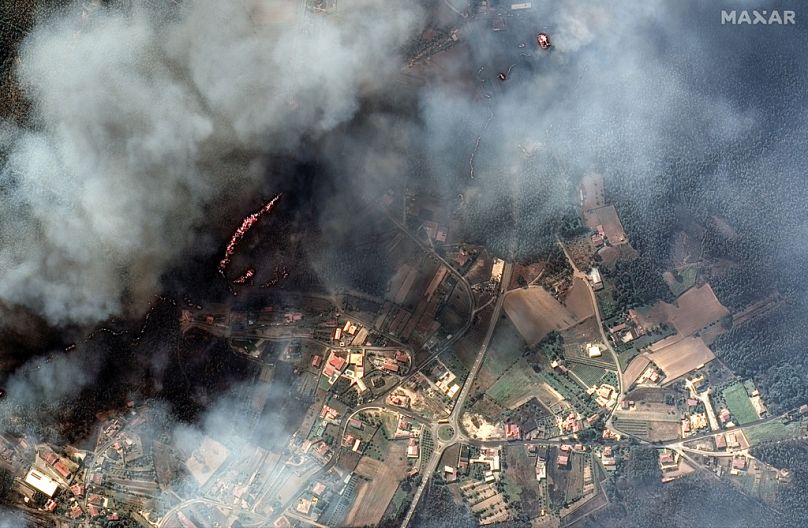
[0, 0, 423, 325]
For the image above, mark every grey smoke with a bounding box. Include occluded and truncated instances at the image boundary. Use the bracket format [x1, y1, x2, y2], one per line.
[0, 0, 423, 325]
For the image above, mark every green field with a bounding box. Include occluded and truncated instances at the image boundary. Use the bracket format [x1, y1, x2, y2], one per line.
[486, 359, 545, 407]
[484, 318, 525, 377]
[614, 419, 650, 438]
[723, 383, 759, 424]
[668, 266, 698, 297]
[569, 363, 608, 387]
[744, 419, 803, 445]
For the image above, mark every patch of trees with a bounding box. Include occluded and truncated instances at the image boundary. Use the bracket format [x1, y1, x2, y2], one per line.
[524, 331, 563, 365]
[588, 465, 779, 528]
[751, 440, 808, 528]
[712, 304, 808, 412]
[601, 256, 672, 312]
[412, 478, 476, 528]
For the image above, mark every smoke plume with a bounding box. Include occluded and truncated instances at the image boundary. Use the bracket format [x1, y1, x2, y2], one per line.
[0, 0, 423, 325]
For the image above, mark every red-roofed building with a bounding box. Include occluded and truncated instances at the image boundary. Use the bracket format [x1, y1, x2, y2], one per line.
[88, 504, 101, 518]
[557, 454, 569, 468]
[328, 355, 347, 370]
[87, 494, 104, 507]
[67, 504, 83, 519]
[383, 360, 399, 373]
[659, 451, 675, 465]
[70, 484, 84, 497]
[715, 434, 727, 450]
[53, 461, 71, 479]
[311, 355, 322, 368]
[274, 515, 291, 528]
[505, 423, 521, 440]
[44, 499, 57, 512]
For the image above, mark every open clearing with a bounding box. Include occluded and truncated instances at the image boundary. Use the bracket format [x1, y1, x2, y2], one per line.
[623, 355, 651, 387]
[662, 284, 730, 337]
[343, 442, 407, 527]
[580, 173, 605, 212]
[663, 266, 698, 297]
[722, 383, 760, 424]
[564, 278, 595, 321]
[744, 419, 805, 445]
[485, 359, 546, 408]
[484, 317, 527, 378]
[583, 205, 628, 245]
[503, 287, 579, 346]
[648, 336, 714, 383]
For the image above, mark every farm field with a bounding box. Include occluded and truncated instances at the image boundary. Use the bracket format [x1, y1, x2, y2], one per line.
[722, 382, 759, 424]
[744, 419, 805, 445]
[662, 283, 730, 337]
[569, 363, 609, 388]
[579, 173, 605, 212]
[614, 419, 650, 438]
[583, 205, 628, 246]
[503, 446, 541, 518]
[649, 336, 714, 383]
[564, 278, 596, 321]
[663, 266, 698, 297]
[483, 317, 526, 378]
[547, 449, 586, 510]
[343, 442, 408, 527]
[623, 355, 651, 387]
[503, 287, 579, 345]
[485, 359, 546, 408]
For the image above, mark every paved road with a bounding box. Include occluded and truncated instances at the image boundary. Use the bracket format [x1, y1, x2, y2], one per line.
[399, 262, 513, 528]
[556, 238, 628, 441]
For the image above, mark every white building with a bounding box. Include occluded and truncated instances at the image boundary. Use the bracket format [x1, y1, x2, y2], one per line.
[25, 469, 59, 497]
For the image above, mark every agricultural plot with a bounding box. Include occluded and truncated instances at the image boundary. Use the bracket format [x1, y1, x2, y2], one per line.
[343, 442, 409, 527]
[722, 383, 759, 424]
[503, 287, 579, 345]
[547, 449, 586, 510]
[483, 317, 527, 377]
[564, 278, 596, 321]
[485, 359, 545, 408]
[542, 371, 598, 416]
[662, 283, 730, 337]
[614, 419, 650, 438]
[623, 356, 651, 388]
[503, 446, 541, 518]
[580, 173, 605, 213]
[663, 266, 698, 297]
[650, 336, 715, 383]
[569, 363, 608, 388]
[744, 419, 805, 445]
[583, 205, 628, 246]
